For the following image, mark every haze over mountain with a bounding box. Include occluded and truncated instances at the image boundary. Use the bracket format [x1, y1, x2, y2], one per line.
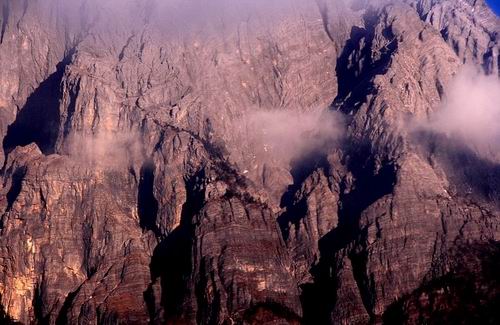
[0, 0, 499, 324]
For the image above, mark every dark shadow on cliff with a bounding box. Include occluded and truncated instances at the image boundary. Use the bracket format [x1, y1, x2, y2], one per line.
[138, 161, 160, 236]
[299, 7, 400, 322]
[5, 166, 27, 212]
[0, 166, 27, 229]
[2, 50, 75, 163]
[332, 9, 398, 114]
[278, 152, 330, 242]
[413, 130, 500, 207]
[55, 284, 83, 325]
[301, 143, 397, 324]
[33, 282, 50, 325]
[145, 169, 206, 323]
[383, 240, 500, 325]
[274, 10, 399, 318]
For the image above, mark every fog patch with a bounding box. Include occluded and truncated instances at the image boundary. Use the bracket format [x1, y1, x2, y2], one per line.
[58, 0, 313, 40]
[242, 109, 344, 163]
[415, 67, 500, 160]
[65, 131, 142, 170]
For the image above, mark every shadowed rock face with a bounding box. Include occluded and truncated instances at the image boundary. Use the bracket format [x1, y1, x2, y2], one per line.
[0, 0, 498, 324]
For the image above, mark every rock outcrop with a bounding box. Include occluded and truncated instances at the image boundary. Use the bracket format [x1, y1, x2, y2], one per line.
[0, 0, 498, 324]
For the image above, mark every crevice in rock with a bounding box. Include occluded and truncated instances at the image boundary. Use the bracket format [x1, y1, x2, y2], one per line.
[279, 8, 400, 323]
[138, 160, 159, 236]
[301, 145, 397, 324]
[333, 10, 398, 114]
[0, 2, 9, 44]
[194, 258, 221, 325]
[143, 285, 158, 325]
[55, 284, 83, 325]
[278, 197, 308, 242]
[146, 169, 206, 323]
[300, 261, 339, 325]
[5, 166, 27, 212]
[118, 34, 135, 61]
[278, 154, 330, 242]
[2, 49, 75, 161]
[482, 47, 497, 75]
[33, 281, 51, 325]
[349, 233, 377, 320]
[62, 78, 81, 139]
[337, 151, 397, 231]
[82, 216, 101, 279]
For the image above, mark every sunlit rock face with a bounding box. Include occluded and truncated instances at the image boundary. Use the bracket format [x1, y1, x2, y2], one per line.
[0, 0, 498, 324]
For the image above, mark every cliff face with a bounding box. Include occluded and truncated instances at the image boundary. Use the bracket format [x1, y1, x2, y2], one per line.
[0, 0, 498, 324]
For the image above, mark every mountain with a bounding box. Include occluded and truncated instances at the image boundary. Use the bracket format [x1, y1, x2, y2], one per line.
[0, 0, 498, 324]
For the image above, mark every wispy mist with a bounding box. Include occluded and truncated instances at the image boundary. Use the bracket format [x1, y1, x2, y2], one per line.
[242, 109, 344, 163]
[58, 0, 314, 39]
[65, 131, 142, 170]
[416, 67, 500, 158]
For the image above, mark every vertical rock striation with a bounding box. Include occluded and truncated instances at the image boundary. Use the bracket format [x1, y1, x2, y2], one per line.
[0, 0, 498, 324]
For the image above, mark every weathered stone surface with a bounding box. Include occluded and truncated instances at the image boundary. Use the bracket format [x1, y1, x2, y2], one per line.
[412, 0, 500, 75]
[0, 0, 498, 324]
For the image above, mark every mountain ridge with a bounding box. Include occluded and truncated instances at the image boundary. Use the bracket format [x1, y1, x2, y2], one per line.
[0, 0, 498, 324]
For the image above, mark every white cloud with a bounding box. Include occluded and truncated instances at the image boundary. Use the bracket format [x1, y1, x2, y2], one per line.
[418, 66, 500, 158]
[243, 109, 344, 163]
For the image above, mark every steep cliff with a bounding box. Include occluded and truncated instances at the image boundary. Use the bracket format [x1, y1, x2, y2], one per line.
[0, 0, 498, 324]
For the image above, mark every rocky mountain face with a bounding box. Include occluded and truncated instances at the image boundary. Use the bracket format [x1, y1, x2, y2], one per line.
[0, 0, 498, 324]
